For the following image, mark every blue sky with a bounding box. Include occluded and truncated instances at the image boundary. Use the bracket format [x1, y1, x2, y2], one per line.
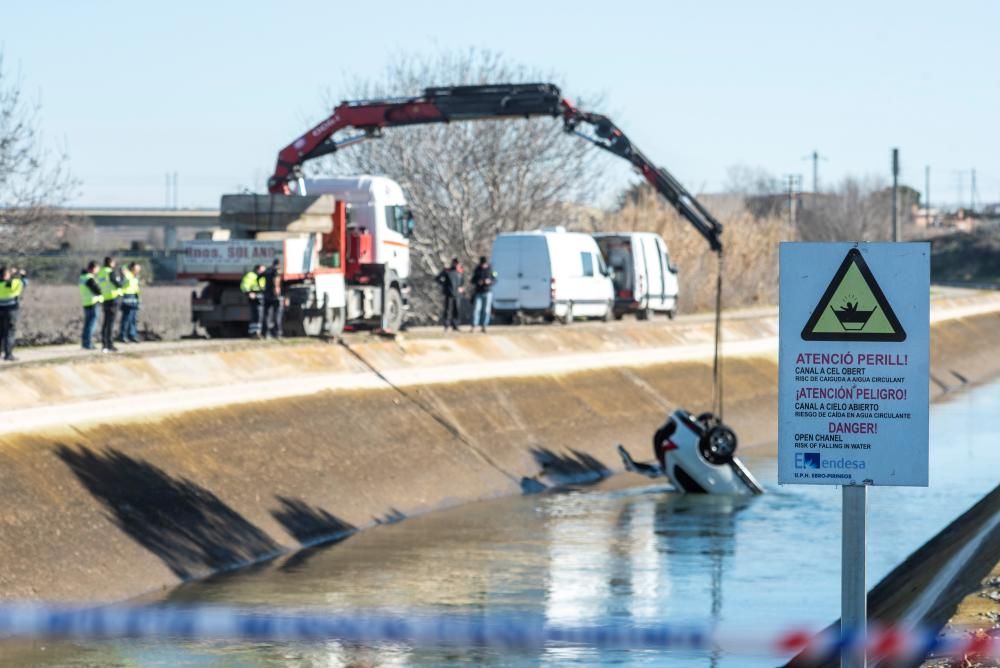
[2, 0, 997, 208]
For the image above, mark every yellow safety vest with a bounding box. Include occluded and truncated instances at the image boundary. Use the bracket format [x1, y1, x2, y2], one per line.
[79, 272, 103, 307]
[240, 271, 263, 293]
[96, 266, 122, 300]
[0, 278, 23, 307]
[121, 268, 141, 297]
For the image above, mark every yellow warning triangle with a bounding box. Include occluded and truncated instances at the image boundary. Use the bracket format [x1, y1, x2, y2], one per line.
[801, 248, 906, 342]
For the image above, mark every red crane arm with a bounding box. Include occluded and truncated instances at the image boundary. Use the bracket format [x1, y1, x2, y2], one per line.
[267, 83, 722, 253]
[269, 100, 447, 194]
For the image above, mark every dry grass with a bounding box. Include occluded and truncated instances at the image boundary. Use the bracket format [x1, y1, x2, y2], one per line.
[594, 189, 795, 312]
[15, 285, 195, 346]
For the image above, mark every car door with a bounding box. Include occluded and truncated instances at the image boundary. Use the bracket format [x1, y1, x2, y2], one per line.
[635, 236, 651, 307]
[658, 237, 679, 309]
[646, 235, 667, 310]
[518, 235, 551, 310]
[491, 236, 522, 310]
[577, 248, 598, 315]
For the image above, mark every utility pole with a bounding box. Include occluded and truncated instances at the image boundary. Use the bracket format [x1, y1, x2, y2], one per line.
[971, 168, 978, 213]
[802, 150, 827, 193]
[924, 165, 931, 226]
[891, 148, 899, 242]
[165, 173, 171, 209]
[172, 172, 179, 209]
[784, 174, 801, 228]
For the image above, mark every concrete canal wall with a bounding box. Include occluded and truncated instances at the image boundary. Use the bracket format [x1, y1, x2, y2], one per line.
[0, 293, 998, 601]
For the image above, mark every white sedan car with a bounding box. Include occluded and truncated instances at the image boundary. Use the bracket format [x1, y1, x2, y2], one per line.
[619, 410, 763, 496]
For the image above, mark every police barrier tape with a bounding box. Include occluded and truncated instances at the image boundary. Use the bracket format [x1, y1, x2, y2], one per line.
[0, 604, 993, 661]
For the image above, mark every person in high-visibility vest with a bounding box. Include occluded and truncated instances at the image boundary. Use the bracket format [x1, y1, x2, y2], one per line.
[240, 264, 266, 338]
[96, 256, 123, 353]
[117, 262, 142, 344]
[79, 261, 103, 350]
[0, 265, 27, 362]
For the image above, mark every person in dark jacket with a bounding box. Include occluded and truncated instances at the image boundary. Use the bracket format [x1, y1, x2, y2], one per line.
[262, 259, 285, 339]
[96, 256, 123, 353]
[469, 256, 496, 333]
[0, 266, 27, 361]
[79, 262, 103, 350]
[435, 258, 464, 331]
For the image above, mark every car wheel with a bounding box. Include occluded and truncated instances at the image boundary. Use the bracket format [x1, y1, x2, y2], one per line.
[666, 309, 676, 320]
[636, 307, 652, 321]
[601, 300, 613, 322]
[699, 425, 738, 465]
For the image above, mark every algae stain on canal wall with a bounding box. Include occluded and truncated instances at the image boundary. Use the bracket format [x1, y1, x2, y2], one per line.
[0, 309, 994, 606]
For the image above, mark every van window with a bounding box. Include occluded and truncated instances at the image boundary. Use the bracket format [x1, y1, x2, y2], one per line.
[581, 252, 594, 277]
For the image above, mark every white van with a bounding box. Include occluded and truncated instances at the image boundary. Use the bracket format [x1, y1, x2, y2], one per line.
[491, 228, 614, 323]
[593, 232, 679, 319]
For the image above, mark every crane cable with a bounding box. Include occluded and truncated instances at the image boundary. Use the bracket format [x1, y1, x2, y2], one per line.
[712, 252, 725, 421]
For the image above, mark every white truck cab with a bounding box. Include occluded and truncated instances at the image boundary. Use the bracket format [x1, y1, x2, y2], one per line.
[302, 176, 412, 281]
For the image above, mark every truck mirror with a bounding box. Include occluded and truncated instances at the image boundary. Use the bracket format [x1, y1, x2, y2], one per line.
[405, 211, 415, 237]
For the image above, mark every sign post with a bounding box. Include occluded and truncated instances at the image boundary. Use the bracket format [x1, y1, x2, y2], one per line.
[842, 484, 867, 668]
[779, 243, 929, 668]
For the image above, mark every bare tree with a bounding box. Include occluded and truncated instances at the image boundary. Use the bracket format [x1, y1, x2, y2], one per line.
[314, 49, 606, 321]
[796, 176, 895, 242]
[0, 52, 78, 254]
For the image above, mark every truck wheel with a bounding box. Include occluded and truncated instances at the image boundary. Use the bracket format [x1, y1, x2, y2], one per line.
[383, 288, 404, 332]
[300, 313, 324, 337]
[325, 306, 345, 337]
[560, 303, 573, 325]
[666, 309, 676, 320]
[636, 307, 652, 321]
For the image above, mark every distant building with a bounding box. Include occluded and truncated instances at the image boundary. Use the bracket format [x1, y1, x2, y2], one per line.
[911, 205, 942, 228]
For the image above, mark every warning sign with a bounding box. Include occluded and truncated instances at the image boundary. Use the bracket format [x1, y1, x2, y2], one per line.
[778, 243, 929, 487]
[801, 248, 905, 342]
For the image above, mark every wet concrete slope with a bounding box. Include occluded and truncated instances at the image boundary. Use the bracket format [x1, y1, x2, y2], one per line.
[0, 294, 997, 601]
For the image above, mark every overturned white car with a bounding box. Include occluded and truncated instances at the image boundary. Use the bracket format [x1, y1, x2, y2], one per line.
[618, 410, 763, 495]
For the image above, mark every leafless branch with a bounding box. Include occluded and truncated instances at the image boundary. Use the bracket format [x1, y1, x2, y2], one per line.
[0, 52, 80, 254]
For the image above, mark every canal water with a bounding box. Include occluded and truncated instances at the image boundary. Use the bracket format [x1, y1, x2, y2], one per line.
[8, 378, 1000, 667]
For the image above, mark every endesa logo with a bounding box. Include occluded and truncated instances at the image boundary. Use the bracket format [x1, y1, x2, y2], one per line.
[796, 452, 821, 469]
[795, 452, 866, 470]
